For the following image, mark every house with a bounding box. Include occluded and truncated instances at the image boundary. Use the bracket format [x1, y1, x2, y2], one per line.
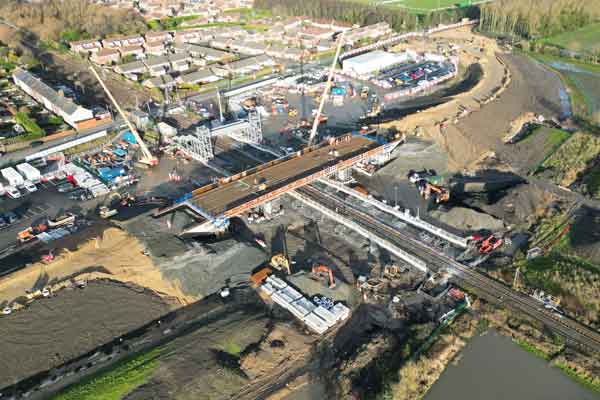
[118, 45, 145, 59]
[101, 37, 123, 49]
[169, 53, 192, 72]
[90, 48, 121, 65]
[174, 29, 205, 44]
[315, 38, 335, 52]
[114, 60, 146, 76]
[12, 68, 94, 129]
[143, 74, 176, 89]
[234, 41, 268, 56]
[178, 69, 221, 85]
[145, 31, 172, 43]
[222, 55, 272, 75]
[209, 36, 231, 50]
[119, 34, 145, 47]
[69, 39, 102, 54]
[280, 47, 307, 61]
[144, 41, 166, 56]
[145, 55, 171, 70]
[301, 25, 335, 41]
[311, 18, 354, 31]
[254, 54, 276, 67]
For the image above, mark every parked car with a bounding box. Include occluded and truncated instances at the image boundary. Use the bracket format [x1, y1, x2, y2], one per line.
[23, 180, 37, 193]
[4, 211, 19, 224]
[57, 183, 75, 193]
[5, 186, 21, 199]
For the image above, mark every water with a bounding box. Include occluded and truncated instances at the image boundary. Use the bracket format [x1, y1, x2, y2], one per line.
[426, 330, 599, 400]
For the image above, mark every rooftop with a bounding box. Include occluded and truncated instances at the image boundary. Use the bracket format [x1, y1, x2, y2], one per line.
[12, 68, 81, 116]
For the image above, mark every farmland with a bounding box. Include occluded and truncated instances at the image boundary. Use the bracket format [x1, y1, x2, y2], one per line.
[545, 23, 600, 54]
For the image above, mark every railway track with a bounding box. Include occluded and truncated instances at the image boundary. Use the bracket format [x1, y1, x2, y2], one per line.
[299, 185, 600, 354]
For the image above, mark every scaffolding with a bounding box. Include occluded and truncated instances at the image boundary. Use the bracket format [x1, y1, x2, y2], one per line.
[173, 126, 214, 162]
[228, 111, 263, 144]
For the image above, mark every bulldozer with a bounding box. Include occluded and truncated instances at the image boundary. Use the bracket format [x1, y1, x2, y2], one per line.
[270, 253, 291, 275]
[311, 265, 336, 289]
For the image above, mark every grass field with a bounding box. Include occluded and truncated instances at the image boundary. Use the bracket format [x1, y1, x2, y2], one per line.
[546, 23, 600, 54]
[375, 0, 492, 11]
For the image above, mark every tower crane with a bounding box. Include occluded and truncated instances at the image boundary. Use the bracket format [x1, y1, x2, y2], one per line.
[88, 65, 158, 166]
[307, 32, 345, 147]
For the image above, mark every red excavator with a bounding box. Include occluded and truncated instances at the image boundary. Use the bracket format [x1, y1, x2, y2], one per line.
[467, 234, 504, 254]
[311, 265, 336, 288]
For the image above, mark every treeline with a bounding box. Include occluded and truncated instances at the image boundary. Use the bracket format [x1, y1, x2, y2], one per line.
[254, 0, 478, 32]
[0, 0, 148, 42]
[479, 0, 600, 39]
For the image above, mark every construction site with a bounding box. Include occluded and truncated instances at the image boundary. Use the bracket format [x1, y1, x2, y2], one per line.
[0, 18, 599, 400]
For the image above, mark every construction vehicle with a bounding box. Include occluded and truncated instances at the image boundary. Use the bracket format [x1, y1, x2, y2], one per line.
[288, 108, 298, 117]
[416, 180, 450, 203]
[270, 254, 291, 275]
[99, 206, 118, 219]
[308, 32, 345, 146]
[88, 65, 158, 166]
[479, 235, 503, 254]
[17, 222, 47, 243]
[311, 265, 336, 288]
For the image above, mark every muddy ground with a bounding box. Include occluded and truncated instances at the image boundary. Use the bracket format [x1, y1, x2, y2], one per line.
[0, 280, 169, 389]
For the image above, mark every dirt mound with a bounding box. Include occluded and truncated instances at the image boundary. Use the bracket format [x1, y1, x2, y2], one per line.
[431, 207, 504, 232]
[0, 227, 195, 306]
[240, 323, 313, 381]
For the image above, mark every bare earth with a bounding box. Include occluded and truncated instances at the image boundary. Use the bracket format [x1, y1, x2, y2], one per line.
[0, 227, 196, 306]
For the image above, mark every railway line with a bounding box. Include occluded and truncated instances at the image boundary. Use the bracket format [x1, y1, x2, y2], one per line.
[298, 185, 600, 354]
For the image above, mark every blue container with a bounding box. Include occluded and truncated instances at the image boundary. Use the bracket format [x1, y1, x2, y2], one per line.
[122, 131, 137, 145]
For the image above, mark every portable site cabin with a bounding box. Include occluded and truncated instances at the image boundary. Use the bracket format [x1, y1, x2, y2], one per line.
[16, 163, 41, 183]
[1, 167, 24, 187]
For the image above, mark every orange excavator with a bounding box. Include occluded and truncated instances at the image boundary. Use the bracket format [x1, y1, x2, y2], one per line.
[311, 265, 336, 288]
[416, 180, 450, 203]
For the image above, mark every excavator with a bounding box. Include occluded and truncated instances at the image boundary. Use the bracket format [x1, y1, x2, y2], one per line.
[416, 179, 450, 203]
[88, 65, 158, 167]
[468, 234, 504, 254]
[311, 265, 336, 289]
[270, 254, 291, 275]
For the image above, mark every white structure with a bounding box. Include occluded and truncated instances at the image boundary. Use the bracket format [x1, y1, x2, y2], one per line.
[173, 126, 214, 162]
[2, 167, 25, 187]
[12, 68, 94, 128]
[16, 163, 41, 183]
[342, 50, 405, 76]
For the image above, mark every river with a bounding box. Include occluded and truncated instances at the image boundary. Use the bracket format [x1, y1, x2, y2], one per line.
[426, 330, 599, 400]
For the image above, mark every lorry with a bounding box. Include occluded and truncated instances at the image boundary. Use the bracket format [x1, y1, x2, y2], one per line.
[16, 163, 41, 184]
[2, 167, 24, 188]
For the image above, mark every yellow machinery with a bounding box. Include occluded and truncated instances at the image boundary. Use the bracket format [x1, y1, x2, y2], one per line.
[270, 254, 291, 275]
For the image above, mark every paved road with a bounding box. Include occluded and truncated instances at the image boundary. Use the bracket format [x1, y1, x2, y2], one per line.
[298, 185, 600, 354]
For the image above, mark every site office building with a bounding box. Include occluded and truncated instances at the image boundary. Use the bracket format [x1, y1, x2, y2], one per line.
[12, 68, 95, 129]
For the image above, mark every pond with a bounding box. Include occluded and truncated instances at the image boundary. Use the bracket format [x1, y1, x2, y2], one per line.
[426, 330, 599, 400]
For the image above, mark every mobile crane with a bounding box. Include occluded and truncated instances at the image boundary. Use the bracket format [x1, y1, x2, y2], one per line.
[88, 65, 158, 166]
[307, 32, 345, 146]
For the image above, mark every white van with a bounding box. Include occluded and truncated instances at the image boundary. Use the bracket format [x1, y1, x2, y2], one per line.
[5, 186, 21, 199]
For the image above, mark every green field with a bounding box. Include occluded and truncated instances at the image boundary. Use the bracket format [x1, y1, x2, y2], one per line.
[546, 23, 600, 54]
[375, 0, 492, 11]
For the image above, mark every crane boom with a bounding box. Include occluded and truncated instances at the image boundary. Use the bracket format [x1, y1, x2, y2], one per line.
[88, 65, 157, 166]
[308, 32, 345, 147]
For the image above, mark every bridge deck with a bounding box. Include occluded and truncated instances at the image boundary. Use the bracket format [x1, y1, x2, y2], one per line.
[189, 135, 378, 217]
